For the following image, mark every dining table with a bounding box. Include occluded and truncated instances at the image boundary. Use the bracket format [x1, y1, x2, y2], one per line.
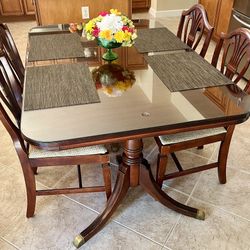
[21, 20, 250, 248]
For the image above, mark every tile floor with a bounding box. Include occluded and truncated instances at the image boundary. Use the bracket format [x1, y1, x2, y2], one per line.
[0, 13, 250, 250]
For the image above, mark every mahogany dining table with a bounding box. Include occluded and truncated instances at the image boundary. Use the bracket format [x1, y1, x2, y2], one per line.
[21, 22, 250, 248]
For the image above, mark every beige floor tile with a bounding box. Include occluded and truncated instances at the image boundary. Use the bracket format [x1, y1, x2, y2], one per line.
[186, 141, 218, 160]
[81, 222, 163, 250]
[165, 199, 250, 250]
[2, 194, 98, 250]
[149, 148, 209, 195]
[209, 120, 250, 173]
[0, 167, 28, 233]
[35, 165, 73, 188]
[226, 124, 250, 173]
[111, 186, 188, 244]
[143, 137, 157, 157]
[192, 168, 250, 220]
[54, 163, 117, 212]
[0, 238, 18, 250]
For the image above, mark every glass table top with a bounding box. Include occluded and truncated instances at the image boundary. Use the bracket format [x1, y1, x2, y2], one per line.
[21, 22, 250, 146]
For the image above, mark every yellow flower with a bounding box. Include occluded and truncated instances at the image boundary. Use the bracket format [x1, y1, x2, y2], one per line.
[114, 31, 124, 43]
[85, 21, 94, 32]
[123, 30, 131, 42]
[110, 9, 121, 15]
[99, 30, 112, 41]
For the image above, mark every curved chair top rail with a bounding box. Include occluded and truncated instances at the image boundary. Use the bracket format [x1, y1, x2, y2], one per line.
[0, 23, 24, 88]
[211, 27, 250, 92]
[177, 3, 214, 58]
[0, 46, 22, 126]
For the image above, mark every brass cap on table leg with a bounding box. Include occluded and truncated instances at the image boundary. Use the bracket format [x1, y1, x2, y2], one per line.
[73, 234, 85, 248]
[196, 209, 205, 220]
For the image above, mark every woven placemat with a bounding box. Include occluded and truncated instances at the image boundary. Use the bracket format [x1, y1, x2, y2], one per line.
[28, 33, 85, 62]
[134, 27, 190, 53]
[144, 51, 234, 92]
[24, 63, 100, 111]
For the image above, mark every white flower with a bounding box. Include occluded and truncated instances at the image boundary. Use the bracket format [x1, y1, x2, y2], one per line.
[97, 14, 123, 33]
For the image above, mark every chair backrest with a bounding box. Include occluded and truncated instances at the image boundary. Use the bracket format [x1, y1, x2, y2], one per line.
[0, 46, 22, 127]
[177, 4, 214, 58]
[211, 27, 250, 92]
[0, 46, 27, 160]
[0, 23, 24, 89]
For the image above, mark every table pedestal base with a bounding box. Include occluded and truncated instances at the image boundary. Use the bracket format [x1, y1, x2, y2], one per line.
[73, 139, 205, 248]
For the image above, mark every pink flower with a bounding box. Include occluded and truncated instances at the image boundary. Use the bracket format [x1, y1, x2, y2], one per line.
[99, 11, 109, 16]
[128, 28, 134, 33]
[92, 26, 100, 37]
[122, 26, 129, 31]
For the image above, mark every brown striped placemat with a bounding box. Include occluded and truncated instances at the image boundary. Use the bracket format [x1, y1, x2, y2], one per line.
[28, 33, 85, 62]
[134, 27, 190, 53]
[24, 63, 100, 111]
[144, 51, 234, 92]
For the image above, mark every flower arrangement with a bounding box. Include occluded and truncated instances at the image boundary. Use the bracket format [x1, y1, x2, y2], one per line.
[84, 9, 137, 47]
[92, 64, 135, 97]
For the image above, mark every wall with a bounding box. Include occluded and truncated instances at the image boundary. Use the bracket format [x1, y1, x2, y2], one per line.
[150, 0, 198, 17]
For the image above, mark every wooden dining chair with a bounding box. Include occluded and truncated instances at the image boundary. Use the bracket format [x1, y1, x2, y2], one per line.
[177, 4, 214, 58]
[211, 27, 250, 92]
[0, 23, 24, 89]
[155, 27, 250, 188]
[0, 48, 112, 218]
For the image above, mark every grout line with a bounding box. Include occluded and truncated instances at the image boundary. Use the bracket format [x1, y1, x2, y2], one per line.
[190, 196, 250, 223]
[184, 147, 217, 161]
[62, 192, 170, 249]
[111, 220, 166, 248]
[186, 172, 203, 205]
[162, 183, 192, 197]
[50, 166, 77, 189]
[61, 194, 100, 215]
[227, 165, 250, 175]
[145, 145, 157, 160]
[0, 236, 21, 249]
[163, 215, 182, 247]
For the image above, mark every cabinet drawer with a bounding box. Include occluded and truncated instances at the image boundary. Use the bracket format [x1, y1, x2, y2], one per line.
[132, 0, 150, 9]
[0, 0, 24, 15]
[23, 0, 35, 15]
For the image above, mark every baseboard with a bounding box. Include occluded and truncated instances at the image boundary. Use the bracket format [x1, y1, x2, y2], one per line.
[149, 7, 184, 18]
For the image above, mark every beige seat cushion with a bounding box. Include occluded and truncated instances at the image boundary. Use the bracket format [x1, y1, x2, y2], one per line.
[29, 145, 107, 159]
[159, 127, 226, 145]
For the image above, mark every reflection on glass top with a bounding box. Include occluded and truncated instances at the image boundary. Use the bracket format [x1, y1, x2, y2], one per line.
[92, 64, 136, 97]
[21, 60, 250, 143]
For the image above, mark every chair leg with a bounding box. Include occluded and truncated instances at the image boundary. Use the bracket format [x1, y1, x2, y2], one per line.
[156, 152, 168, 188]
[102, 163, 112, 199]
[217, 125, 235, 184]
[170, 152, 183, 172]
[20, 162, 36, 218]
[32, 167, 38, 175]
[77, 165, 83, 188]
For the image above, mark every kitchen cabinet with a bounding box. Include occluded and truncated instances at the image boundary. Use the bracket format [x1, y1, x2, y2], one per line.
[34, 0, 132, 25]
[132, 0, 151, 12]
[23, 0, 35, 15]
[0, 0, 24, 16]
[214, 0, 234, 39]
[199, 0, 219, 26]
[199, 0, 234, 41]
[0, 0, 35, 16]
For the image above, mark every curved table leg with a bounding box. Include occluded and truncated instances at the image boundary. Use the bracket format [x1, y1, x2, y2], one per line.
[73, 164, 130, 248]
[139, 163, 205, 220]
